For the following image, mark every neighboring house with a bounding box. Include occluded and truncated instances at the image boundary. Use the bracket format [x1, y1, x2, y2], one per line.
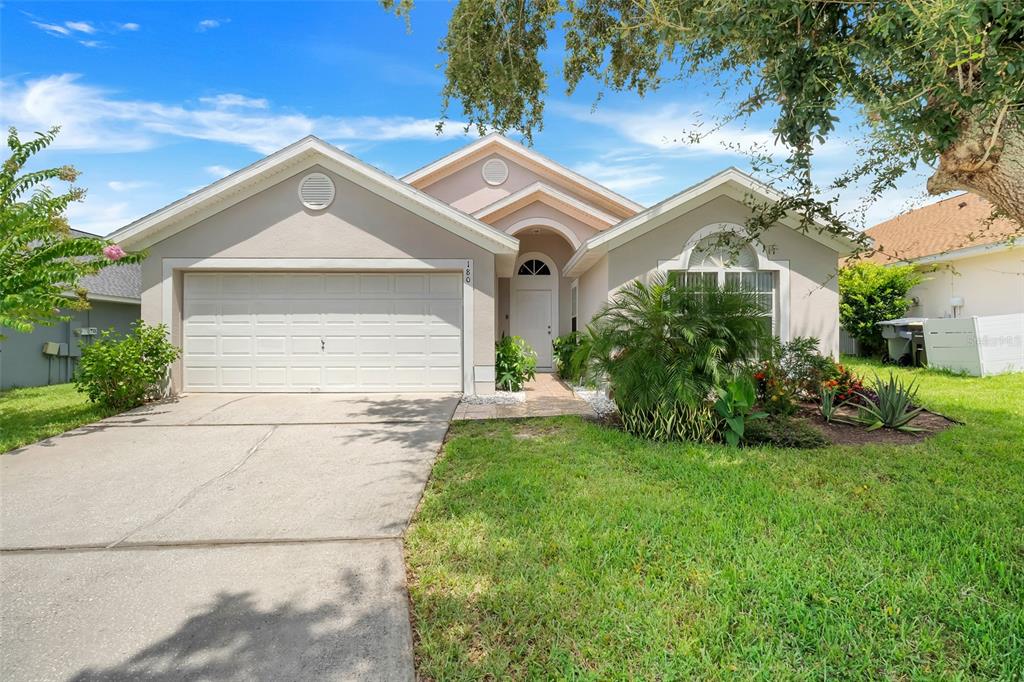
[108, 135, 856, 396]
[0, 230, 141, 389]
[863, 193, 1023, 319]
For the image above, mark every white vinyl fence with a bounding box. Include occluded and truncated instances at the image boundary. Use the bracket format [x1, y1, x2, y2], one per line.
[923, 314, 1024, 376]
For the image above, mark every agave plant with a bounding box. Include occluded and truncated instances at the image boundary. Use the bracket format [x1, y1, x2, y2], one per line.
[852, 373, 924, 432]
[574, 273, 771, 442]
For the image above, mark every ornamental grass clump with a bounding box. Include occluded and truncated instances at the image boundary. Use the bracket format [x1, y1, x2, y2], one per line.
[576, 274, 770, 442]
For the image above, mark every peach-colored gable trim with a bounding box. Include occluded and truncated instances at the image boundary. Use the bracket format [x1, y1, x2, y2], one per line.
[473, 182, 619, 230]
[403, 134, 642, 219]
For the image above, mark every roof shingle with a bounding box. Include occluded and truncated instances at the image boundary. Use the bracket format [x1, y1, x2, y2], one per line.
[863, 193, 1021, 263]
[70, 229, 142, 301]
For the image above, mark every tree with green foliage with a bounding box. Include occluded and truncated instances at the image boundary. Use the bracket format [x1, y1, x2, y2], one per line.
[839, 261, 923, 356]
[0, 127, 142, 338]
[384, 0, 1023, 241]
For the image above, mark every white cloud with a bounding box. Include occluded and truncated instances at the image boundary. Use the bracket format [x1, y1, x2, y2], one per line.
[555, 102, 848, 160]
[199, 94, 269, 110]
[65, 21, 97, 34]
[107, 180, 152, 192]
[573, 160, 663, 195]
[204, 165, 233, 179]
[66, 199, 141, 236]
[197, 19, 223, 32]
[79, 40, 103, 49]
[118, 22, 140, 31]
[32, 21, 71, 36]
[0, 74, 468, 155]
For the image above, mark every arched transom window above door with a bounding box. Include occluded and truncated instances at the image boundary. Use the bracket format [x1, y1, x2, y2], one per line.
[517, 258, 551, 276]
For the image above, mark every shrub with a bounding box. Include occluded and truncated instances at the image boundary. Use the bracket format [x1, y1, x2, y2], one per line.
[578, 274, 771, 442]
[74, 321, 181, 410]
[823, 360, 864, 403]
[495, 335, 537, 391]
[714, 374, 767, 446]
[754, 336, 838, 414]
[839, 262, 922, 356]
[552, 332, 583, 383]
[852, 372, 924, 432]
[743, 416, 829, 449]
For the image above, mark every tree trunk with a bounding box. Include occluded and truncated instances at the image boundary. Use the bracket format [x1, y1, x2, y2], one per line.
[927, 110, 1024, 227]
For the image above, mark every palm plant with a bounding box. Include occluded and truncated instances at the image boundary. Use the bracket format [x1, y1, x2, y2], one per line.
[574, 273, 771, 442]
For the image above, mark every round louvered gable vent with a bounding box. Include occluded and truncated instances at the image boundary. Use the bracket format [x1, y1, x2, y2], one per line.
[298, 172, 335, 210]
[481, 158, 509, 186]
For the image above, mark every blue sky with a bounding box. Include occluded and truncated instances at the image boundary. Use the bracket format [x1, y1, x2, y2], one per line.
[2, 1, 935, 236]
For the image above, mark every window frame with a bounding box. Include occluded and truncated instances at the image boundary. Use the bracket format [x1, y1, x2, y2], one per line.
[656, 224, 792, 341]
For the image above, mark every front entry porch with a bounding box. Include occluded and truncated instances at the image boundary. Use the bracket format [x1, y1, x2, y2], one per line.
[496, 227, 579, 370]
[452, 373, 595, 420]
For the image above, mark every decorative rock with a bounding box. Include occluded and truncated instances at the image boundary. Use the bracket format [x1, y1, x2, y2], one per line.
[461, 391, 526, 406]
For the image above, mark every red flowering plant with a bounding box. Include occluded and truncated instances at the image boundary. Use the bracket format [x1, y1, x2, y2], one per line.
[753, 336, 839, 415]
[823, 364, 875, 406]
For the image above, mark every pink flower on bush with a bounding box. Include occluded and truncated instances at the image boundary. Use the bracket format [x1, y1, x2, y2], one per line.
[103, 244, 126, 261]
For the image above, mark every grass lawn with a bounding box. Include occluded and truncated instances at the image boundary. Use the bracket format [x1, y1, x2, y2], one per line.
[406, 360, 1024, 679]
[0, 383, 116, 453]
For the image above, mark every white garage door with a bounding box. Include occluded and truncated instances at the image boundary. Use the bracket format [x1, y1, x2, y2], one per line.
[183, 272, 463, 392]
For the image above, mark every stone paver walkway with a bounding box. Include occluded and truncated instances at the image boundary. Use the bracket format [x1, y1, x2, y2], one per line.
[453, 373, 595, 420]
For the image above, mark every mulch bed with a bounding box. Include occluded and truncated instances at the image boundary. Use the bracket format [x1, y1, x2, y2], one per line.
[796, 403, 959, 446]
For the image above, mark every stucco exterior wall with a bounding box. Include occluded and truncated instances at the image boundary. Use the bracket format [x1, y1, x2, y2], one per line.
[418, 153, 602, 216]
[603, 195, 842, 356]
[140, 164, 497, 393]
[489, 202, 599, 246]
[577, 255, 609, 330]
[0, 300, 140, 390]
[908, 247, 1024, 319]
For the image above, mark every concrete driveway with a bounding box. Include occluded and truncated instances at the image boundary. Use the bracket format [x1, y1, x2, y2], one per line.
[0, 392, 459, 681]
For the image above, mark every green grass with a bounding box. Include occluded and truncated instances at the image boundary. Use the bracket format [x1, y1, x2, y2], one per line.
[0, 383, 116, 453]
[406, 360, 1024, 679]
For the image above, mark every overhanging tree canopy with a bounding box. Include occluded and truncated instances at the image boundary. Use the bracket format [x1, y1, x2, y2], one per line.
[385, 0, 1023, 237]
[0, 127, 143, 337]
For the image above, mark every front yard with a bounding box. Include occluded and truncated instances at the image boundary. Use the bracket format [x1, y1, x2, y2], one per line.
[406, 360, 1024, 679]
[0, 383, 116, 453]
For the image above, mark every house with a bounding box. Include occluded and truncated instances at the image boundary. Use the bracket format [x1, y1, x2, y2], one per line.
[0, 231, 141, 390]
[109, 135, 856, 395]
[861, 193, 1023, 319]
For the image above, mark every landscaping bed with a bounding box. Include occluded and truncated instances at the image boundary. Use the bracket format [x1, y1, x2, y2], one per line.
[798, 402, 958, 445]
[405, 360, 1024, 679]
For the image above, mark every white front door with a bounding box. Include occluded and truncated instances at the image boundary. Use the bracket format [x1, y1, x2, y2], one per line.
[511, 253, 558, 369]
[515, 289, 553, 368]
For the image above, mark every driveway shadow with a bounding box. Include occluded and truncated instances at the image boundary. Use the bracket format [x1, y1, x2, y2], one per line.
[68, 564, 410, 681]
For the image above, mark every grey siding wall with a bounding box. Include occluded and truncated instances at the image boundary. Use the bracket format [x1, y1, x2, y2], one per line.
[0, 300, 140, 390]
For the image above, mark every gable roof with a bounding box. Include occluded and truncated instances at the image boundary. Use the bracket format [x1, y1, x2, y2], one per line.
[862, 193, 1020, 264]
[564, 167, 860, 278]
[402, 133, 643, 219]
[109, 136, 519, 255]
[472, 182, 619, 229]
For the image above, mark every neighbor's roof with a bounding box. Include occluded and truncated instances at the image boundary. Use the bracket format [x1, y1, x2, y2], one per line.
[71, 229, 142, 303]
[863, 193, 1021, 264]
